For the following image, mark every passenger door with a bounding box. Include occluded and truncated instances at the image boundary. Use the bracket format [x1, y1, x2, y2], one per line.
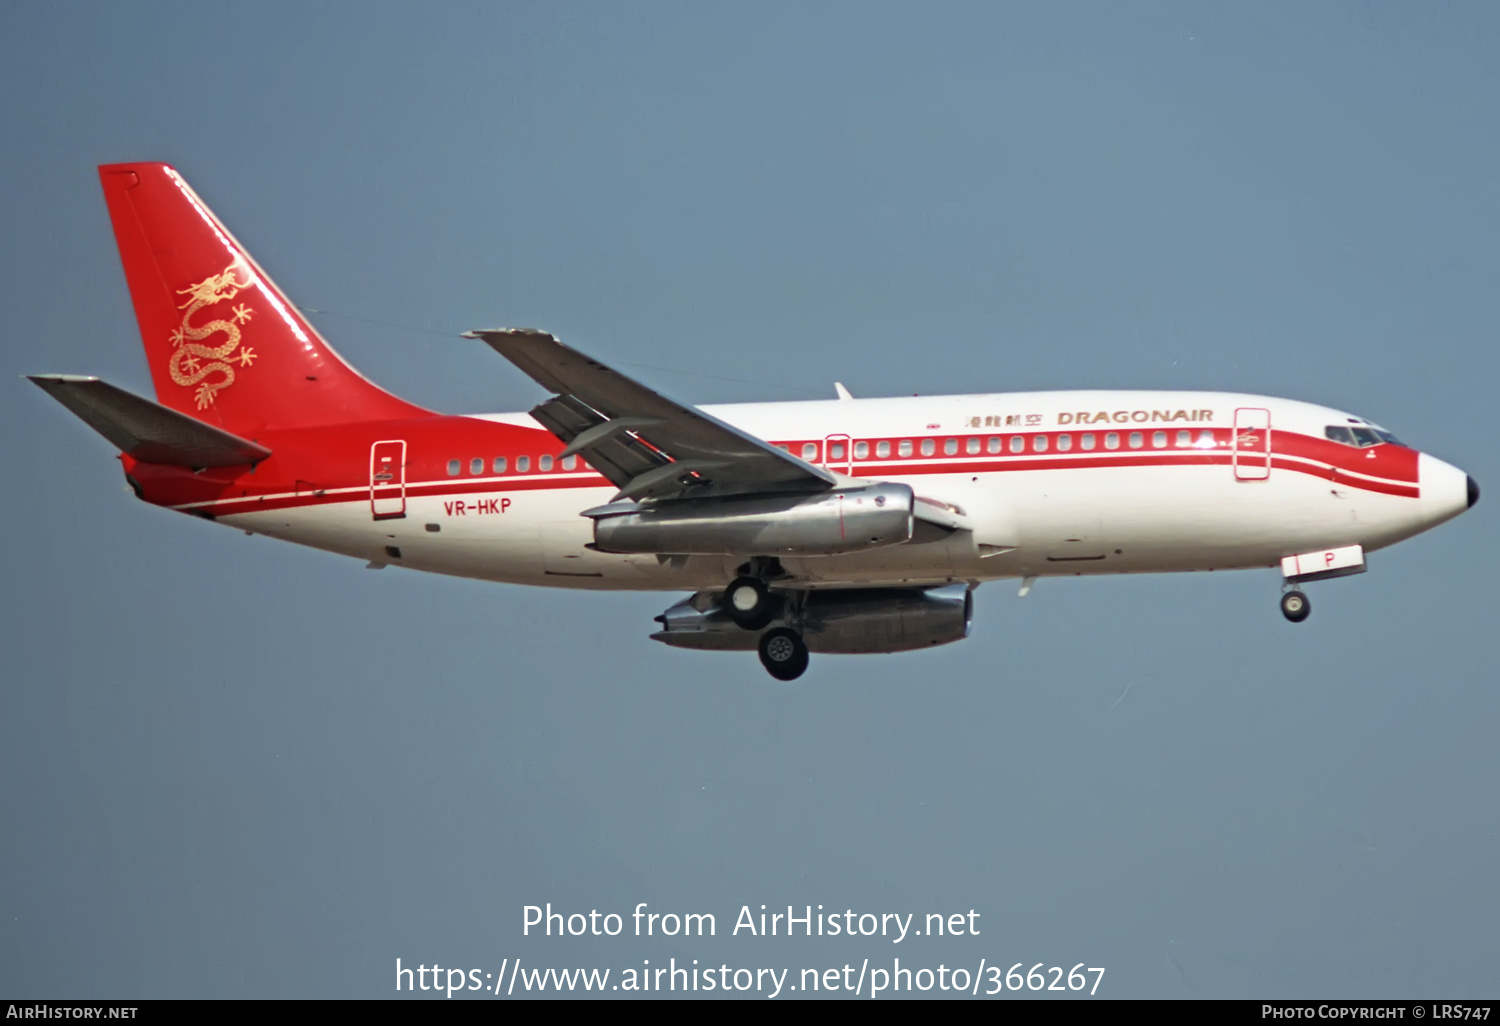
[1233, 408, 1271, 481]
[370, 440, 407, 519]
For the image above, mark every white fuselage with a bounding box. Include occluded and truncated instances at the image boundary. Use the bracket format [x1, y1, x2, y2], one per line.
[208, 390, 1471, 592]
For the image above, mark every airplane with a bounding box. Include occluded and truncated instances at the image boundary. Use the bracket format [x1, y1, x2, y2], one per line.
[31, 163, 1479, 680]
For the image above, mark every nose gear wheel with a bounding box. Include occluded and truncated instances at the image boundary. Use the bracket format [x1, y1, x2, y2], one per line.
[1280, 590, 1310, 623]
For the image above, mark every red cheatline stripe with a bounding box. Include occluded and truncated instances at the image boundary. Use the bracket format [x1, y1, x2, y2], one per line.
[169, 447, 1418, 515]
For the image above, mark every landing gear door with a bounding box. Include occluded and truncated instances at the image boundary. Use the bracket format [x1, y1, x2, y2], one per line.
[1233, 408, 1271, 481]
[370, 440, 407, 520]
[823, 434, 852, 475]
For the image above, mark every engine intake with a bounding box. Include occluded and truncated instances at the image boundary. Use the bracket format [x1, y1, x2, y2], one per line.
[586, 483, 914, 557]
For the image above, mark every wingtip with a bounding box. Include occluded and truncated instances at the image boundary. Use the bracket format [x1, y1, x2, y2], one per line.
[27, 373, 102, 387]
[467, 327, 537, 336]
[465, 327, 561, 346]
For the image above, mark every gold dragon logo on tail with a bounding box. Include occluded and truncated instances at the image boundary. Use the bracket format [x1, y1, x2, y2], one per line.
[168, 259, 260, 409]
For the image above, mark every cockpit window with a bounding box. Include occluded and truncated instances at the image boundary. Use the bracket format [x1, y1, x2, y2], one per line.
[1326, 424, 1403, 448]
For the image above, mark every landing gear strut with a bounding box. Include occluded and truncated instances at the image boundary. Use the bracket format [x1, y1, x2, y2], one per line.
[722, 575, 777, 630]
[1280, 589, 1310, 623]
[758, 627, 809, 681]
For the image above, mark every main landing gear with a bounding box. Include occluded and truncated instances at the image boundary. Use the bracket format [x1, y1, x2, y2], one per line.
[723, 575, 777, 631]
[720, 559, 808, 679]
[758, 627, 810, 681]
[1280, 589, 1310, 623]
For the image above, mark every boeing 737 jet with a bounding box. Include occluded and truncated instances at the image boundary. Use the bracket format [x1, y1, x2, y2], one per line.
[31, 163, 1479, 679]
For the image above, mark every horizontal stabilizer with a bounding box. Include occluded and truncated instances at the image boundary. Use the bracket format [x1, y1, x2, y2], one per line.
[28, 375, 271, 468]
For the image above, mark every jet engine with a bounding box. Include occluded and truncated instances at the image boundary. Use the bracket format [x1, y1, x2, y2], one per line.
[585, 482, 914, 557]
[652, 583, 973, 654]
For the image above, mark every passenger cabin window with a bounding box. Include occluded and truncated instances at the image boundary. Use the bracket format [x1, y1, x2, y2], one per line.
[944, 438, 958, 455]
[967, 437, 980, 455]
[516, 456, 530, 472]
[1128, 432, 1143, 449]
[1175, 430, 1191, 447]
[1034, 435, 1049, 452]
[1198, 429, 1215, 447]
[921, 439, 935, 456]
[802, 442, 818, 461]
[561, 455, 577, 470]
[470, 457, 483, 475]
[447, 459, 461, 476]
[540, 455, 554, 471]
[875, 440, 890, 458]
[898, 440, 913, 457]
[830, 442, 846, 460]
[1057, 434, 1072, 452]
[987, 437, 1001, 454]
[1009, 436, 1024, 453]
[1153, 430, 1167, 448]
[854, 441, 869, 459]
[1105, 432, 1120, 450]
[493, 456, 507, 474]
[1080, 433, 1096, 451]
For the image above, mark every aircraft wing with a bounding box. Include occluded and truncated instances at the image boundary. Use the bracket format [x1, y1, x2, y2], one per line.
[464, 329, 836, 501]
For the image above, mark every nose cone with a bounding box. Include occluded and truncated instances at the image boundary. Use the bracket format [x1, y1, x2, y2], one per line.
[1416, 453, 1474, 530]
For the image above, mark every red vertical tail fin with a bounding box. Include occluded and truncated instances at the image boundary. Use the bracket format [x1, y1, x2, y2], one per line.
[99, 162, 429, 434]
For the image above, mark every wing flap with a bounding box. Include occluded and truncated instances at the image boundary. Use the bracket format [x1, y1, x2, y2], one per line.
[528, 394, 668, 491]
[29, 375, 271, 467]
[466, 328, 834, 500]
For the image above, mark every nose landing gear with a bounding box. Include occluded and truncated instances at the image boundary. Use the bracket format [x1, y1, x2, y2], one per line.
[1277, 545, 1365, 623]
[1280, 589, 1310, 623]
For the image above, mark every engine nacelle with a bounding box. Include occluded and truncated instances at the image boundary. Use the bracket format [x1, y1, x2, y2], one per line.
[652, 583, 973, 654]
[587, 483, 914, 557]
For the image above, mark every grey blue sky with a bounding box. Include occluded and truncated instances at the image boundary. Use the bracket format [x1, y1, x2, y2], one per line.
[1, 1, 1496, 998]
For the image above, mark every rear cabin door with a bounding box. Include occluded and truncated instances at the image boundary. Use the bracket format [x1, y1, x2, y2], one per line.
[370, 440, 407, 519]
[1233, 408, 1271, 481]
[823, 434, 852, 475]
